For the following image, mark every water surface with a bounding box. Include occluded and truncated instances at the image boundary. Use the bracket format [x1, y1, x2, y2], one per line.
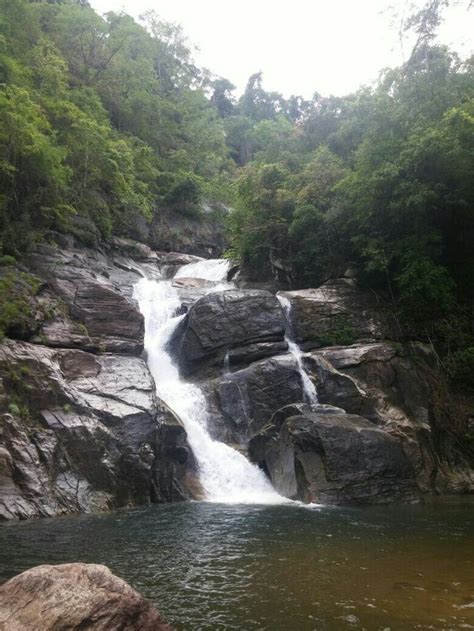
[0, 500, 473, 630]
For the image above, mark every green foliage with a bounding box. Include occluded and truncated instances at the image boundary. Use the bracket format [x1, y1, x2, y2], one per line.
[395, 256, 455, 320]
[0, 0, 472, 394]
[0, 0, 230, 251]
[446, 348, 474, 392]
[225, 42, 473, 391]
[314, 317, 357, 347]
[0, 269, 42, 339]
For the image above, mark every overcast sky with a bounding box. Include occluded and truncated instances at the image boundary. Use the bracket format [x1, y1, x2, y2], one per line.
[90, 0, 473, 97]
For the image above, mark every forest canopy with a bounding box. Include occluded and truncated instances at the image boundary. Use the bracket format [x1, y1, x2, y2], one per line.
[0, 0, 473, 389]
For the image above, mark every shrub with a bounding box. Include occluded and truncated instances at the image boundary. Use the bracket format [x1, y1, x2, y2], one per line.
[0, 269, 43, 339]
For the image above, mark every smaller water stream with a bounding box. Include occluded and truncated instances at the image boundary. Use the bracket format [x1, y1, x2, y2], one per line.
[278, 294, 318, 404]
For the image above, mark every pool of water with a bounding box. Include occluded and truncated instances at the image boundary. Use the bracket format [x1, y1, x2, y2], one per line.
[0, 499, 473, 630]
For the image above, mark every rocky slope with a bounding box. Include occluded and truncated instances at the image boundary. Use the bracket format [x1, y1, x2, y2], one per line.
[0, 238, 472, 519]
[172, 280, 473, 503]
[0, 237, 201, 520]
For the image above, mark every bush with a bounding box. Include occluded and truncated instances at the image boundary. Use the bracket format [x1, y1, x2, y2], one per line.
[446, 347, 474, 392]
[314, 317, 357, 347]
[0, 269, 43, 339]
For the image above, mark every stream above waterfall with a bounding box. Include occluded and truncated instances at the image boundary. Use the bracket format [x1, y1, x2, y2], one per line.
[0, 499, 472, 630]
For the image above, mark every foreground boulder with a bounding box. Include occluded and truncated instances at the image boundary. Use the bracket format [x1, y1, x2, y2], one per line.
[249, 404, 418, 504]
[0, 563, 170, 630]
[168, 289, 287, 376]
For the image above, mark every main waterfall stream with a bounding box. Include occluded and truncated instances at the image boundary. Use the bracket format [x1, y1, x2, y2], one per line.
[133, 260, 283, 504]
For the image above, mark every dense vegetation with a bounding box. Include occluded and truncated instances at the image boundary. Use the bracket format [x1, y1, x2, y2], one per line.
[0, 0, 231, 253]
[0, 0, 473, 390]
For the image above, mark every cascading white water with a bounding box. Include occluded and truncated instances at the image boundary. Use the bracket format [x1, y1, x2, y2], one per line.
[134, 260, 284, 505]
[277, 295, 318, 405]
[174, 258, 232, 282]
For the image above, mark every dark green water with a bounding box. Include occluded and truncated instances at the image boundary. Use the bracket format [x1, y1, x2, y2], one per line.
[0, 500, 473, 630]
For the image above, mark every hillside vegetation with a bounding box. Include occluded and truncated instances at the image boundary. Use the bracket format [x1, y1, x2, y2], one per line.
[0, 0, 473, 392]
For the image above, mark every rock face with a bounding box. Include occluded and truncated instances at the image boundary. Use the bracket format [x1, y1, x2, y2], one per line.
[149, 206, 227, 258]
[0, 563, 170, 630]
[27, 243, 147, 354]
[279, 278, 393, 349]
[0, 340, 196, 520]
[306, 343, 474, 494]
[0, 239, 200, 521]
[168, 289, 287, 377]
[249, 404, 418, 504]
[1, 236, 472, 513]
[204, 354, 305, 444]
[247, 342, 474, 501]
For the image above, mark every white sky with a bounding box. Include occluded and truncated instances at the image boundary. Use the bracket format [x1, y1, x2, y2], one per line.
[90, 0, 473, 97]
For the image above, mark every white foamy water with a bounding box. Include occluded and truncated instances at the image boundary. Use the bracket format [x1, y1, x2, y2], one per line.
[174, 258, 231, 282]
[134, 261, 284, 505]
[278, 295, 319, 405]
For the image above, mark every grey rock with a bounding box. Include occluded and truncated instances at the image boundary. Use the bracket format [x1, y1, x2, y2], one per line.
[168, 289, 287, 376]
[204, 354, 305, 443]
[27, 244, 145, 355]
[0, 340, 197, 521]
[278, 278, 393, 349]
[305, 342, 474, 494]
[249, 409, 418, 504]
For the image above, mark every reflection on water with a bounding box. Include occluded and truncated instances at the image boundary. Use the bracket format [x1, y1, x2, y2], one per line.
[0, 499, 473, 630]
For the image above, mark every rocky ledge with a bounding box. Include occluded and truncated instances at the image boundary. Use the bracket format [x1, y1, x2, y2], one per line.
[0, 563, 171, 630]
[168, 289, 287, 377]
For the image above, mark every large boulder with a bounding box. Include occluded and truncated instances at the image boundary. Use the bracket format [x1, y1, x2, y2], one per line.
[204, 354, 304, 444]
[304, 343, 474, 494]
[168, 289, 287, 376]
[0, 340, 197, 521]
[278, 278, 393, 349]
[249, 405, 418, 504]
[0, 563, 170, 630]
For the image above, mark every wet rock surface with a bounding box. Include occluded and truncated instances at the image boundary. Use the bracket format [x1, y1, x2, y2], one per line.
[204, 355, 304, 444]
[168, 289, 287, 377]
[0, 340, 196, 520]
[249, 404, 418, 504]
[246, 342, 474, 502]
[27, 243, 146, 354]
[0, 563, 171, 630]
[1, 237, 472, 515]
[0, 240, 199, 521]
[278, 278, 394, 349]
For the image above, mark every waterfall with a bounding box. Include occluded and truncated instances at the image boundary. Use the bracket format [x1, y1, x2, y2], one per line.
[174, 258, 232, 282]
[134, 260, 284, 505]
[277, 295, 318, 405]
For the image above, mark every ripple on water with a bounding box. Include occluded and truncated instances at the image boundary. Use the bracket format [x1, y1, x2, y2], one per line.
[0, 499, 473, 630]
